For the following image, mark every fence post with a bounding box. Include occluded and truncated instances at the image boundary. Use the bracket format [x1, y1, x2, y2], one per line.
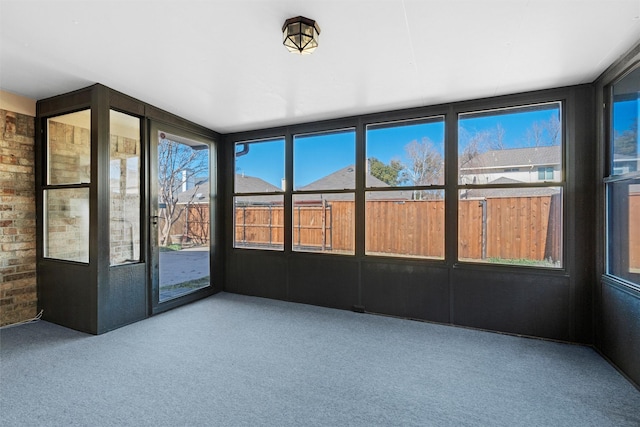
[328, 203, 333, 250]
[297, 205, 301, 248]
[481, 199, 487, 260]
[268, 204, 273, 245]
[242, 205, 246, 243]
[321, 199, 326, 251]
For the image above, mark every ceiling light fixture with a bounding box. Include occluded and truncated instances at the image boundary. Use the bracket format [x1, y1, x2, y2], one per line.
[282, 16, 320, 54]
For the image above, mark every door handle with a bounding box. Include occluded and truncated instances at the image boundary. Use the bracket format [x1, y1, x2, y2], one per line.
[151, 215, 159, 225]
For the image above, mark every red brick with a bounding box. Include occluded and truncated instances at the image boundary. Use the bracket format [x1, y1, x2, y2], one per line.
[0, 108, 36, 326]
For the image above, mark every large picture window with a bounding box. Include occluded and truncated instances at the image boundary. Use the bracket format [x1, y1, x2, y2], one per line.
[365, 117, 445, 259]
[607, 65, 640, 286]
[293, 129, 356, 254]
[233, 138, 285, 250]
[229, 100, 567, 271]
[458, 102, 563, 268]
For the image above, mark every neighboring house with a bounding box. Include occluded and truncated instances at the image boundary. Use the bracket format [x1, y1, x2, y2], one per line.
[297, 165, 412, 201]
[235, 173, 283, 194]
[177, 174, 284, 206]
[460, 145, 561, 185]
[461, 177, 561, 199]
[613, 153, 639, 175]
[170, 174, 285, 244]
[176, 179, 209, 205]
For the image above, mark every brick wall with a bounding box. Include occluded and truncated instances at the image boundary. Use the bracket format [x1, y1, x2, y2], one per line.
[0, 108, 37, 326]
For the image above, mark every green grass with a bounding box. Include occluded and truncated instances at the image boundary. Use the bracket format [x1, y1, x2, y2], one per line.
[159, 276, 210, 291]
[485, 257, 560, 268]
[159, 244, 182, 252]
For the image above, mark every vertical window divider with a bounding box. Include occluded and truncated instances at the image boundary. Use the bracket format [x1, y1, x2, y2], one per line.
[445, 107, 458, 268]
[355, 118, 365, 258]
[284, 130, 293, 255]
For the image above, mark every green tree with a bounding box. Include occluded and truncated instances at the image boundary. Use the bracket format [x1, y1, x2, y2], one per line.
[368, 157, 404, 186]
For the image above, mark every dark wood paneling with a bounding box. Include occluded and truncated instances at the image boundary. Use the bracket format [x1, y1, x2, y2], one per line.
[36, 86, 93, 117]
[145, 105, 216, 139]
[109, 91, 145, 116]
[564, 85, 596, 344]
[451, 268, 571, 341]
[227, 251, 288, 300]
[593, 41, 640, 387]
[362, 260, 449, 323]
[599, 280, 640, 387]
[37, 261, 97, 334]
[223, 84, 594, 345]
[288, 255, 358, 310]
[36, 83, 223, 334]
[98, 264, 147, 333]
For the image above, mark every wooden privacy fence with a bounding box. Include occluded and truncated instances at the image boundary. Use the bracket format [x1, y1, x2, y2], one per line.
[235, 204, 285, 248]
[232, 201, 354, 251]
[458, 194, 561, 262]
[232, 195, 562, 262]
[161, 203, 210, 246]
[365, 200, 444, 257]
[168, 195, 638, 268]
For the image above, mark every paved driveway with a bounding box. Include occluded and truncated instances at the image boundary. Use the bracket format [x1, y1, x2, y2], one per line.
[159, 246, 210, 286]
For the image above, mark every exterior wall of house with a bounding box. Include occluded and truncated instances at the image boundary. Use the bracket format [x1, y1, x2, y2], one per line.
[460, 164, 559, 184]
[0, 92, 37, 327]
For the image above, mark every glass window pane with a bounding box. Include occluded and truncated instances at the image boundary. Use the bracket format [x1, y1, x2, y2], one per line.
[44, 188, 89, 263]
[234, 195, 284, 251]
[110, 110, 141, 266]
[234, 138, 285, 193]
[157, 132, 209, 248]
[156, 131, 211, 302]
[607, 178, 640, 284]
[366, 118, 445, 187]
[366, 190, 444, 259]
[292, 193, 354, 255]
[458, 187, 562, 267]
[458, 103, 562, 185]
[294, 129, 356, 191]
[47, 110, 91, 185]
[612, 67, 640, 175]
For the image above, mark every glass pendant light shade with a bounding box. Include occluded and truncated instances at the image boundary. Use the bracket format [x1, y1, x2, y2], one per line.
[283, 16, 320, 54]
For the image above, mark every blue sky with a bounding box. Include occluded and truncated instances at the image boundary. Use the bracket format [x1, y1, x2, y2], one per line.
[234, 104, 573, 190]
[459, 105, 560, 150]
[613, 99, 639, 134]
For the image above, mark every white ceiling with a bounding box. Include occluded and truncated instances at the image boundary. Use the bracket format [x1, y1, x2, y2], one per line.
[1, 0, 639, 133]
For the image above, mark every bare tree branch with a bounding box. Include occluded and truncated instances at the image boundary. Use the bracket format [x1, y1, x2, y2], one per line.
[400, 138, 444, 199]
[158, 137, 208, 246]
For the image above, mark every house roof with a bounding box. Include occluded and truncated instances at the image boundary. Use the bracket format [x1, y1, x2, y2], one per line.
[235, 174, 282, 193]
[295, 165, 412, 201]
[178, 174, 282, 203]
[460, 145, 561, 171]
[297, 164, 406, 191]
[297, 165, 359, 191]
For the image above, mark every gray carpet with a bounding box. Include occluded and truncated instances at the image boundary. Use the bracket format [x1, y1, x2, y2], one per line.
[1, 292, 639, 427]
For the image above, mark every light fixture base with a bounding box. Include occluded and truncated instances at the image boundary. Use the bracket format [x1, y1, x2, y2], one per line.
[282, 16, 321, 55]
